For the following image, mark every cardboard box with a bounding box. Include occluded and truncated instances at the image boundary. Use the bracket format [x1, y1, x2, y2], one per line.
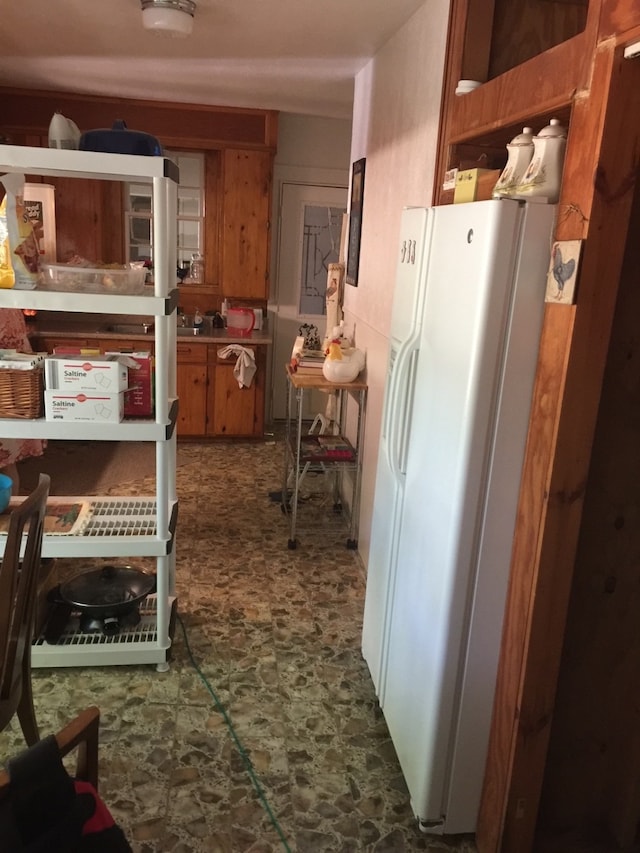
[45, 355, 128, 393]
[52, 346, 103, 357]
[44, 390, 124, 423]
[105, 351, 154, 417]
[454, 168, 502, 203]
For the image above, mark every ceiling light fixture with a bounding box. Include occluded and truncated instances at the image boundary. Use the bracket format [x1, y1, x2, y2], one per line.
[141, 0, 196, 38]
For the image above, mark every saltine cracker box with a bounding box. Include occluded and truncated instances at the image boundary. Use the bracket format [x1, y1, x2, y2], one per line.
[44, 354, 128, 423]
[44, 390, 125, 423]
[45, 354, 128, 393]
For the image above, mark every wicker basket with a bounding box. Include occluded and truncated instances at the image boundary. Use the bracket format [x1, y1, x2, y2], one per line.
[0, 367, 44, 419]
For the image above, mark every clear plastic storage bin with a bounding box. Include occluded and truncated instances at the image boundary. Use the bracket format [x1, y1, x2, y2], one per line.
[40, 263, 147, 295]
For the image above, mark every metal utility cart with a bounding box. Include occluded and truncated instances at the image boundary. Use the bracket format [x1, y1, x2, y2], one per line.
[0, 144, 179, 670]
[282, 365, 367, 549]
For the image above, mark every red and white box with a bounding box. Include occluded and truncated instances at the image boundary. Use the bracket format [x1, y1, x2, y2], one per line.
[105, 351, 154, 417]
[44, 390, 125, 423]
[44, 354, 128, 393]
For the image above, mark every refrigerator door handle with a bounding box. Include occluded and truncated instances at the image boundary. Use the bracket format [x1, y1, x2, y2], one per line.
[385, 343, 419, 478]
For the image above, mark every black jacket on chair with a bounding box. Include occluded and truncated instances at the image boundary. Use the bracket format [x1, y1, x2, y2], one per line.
[0, 734, 131, 852]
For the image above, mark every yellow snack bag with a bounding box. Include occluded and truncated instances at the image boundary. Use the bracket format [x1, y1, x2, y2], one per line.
[0, 172, 40, 289]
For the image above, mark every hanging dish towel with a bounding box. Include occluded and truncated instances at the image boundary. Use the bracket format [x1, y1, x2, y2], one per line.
[217, 345, 257, 388]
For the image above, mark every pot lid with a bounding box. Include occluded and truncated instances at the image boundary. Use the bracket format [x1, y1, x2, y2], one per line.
[60, 565, 156, 609]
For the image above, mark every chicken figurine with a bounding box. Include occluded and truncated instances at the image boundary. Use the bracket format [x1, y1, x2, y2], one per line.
[322, 338, 365, 383]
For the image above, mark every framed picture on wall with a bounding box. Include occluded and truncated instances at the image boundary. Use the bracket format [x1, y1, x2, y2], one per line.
[346, 158, 366, 286]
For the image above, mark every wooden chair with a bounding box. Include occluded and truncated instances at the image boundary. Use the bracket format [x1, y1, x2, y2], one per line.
[0, 707, 130, 851]
[0, 473, 51, 745]
[0, 705, 100, 795]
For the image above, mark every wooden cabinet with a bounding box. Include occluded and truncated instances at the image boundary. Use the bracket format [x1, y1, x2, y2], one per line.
[209, 344, 265, 437]
[2, 96, 276, 308]
[437, 3, 640, 852]
[31, 331, 265, 439]
[176, 341, 208, 437]
[176, 340, 266, 438]
[30, 335, 97, 352]
[221, 149, 272, 300]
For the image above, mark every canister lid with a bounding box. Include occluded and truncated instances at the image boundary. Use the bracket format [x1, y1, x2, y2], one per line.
[536, 118, 567, 138]
[508, 127, 535, 146]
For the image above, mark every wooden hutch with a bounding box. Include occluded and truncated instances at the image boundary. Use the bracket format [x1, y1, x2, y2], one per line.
[434, 1, 640, 851]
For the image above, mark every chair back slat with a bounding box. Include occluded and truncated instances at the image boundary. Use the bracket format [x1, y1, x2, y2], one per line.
[0, 474, 50, 733]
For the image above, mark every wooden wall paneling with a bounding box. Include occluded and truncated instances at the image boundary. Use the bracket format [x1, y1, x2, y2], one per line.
[477, 39, 640, 853]
[461, 0, 496, 83]
[599, 0, 640, 39]
[48, 177, 103, 263]
[488, 0, 588, 78]
[100, 181, 125, 265]
[0, 87, 278, 150]
[538, 184, 640, 850]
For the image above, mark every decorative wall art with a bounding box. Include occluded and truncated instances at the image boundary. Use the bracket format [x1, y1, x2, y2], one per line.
[346, 158, 366, 286]
[545, 239, 582, 304]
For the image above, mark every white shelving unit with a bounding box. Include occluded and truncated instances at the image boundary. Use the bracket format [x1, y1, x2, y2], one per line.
[0, 144, 179, 670]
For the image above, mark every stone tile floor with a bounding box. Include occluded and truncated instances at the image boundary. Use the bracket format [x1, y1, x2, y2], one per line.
[0, 436, 478, 852]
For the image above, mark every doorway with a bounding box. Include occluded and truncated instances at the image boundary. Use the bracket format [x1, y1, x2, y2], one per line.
[270, 182, 347, 421]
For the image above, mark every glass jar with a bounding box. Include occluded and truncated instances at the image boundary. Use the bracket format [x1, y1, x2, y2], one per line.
[189, 252, 204, 284]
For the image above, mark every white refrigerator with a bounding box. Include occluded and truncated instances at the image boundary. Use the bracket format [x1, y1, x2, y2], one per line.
[362, 198, 555, 835]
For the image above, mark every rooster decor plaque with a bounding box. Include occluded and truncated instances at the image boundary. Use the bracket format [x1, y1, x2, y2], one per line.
[545, 239, 582, 304]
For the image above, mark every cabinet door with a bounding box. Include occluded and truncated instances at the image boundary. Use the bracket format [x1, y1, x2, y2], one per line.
[209, 345, 265, 437]
[176, 342, 207, 437]
[221, 149, 272, 300]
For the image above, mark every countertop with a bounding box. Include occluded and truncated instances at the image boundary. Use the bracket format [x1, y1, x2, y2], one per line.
[26, 313, 273, 346]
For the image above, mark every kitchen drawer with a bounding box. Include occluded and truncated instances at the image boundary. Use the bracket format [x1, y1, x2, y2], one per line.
[98, 338, 154, 354]
[210, 343, 257, 363]
[30, 335, 99, 353]
[177, 341, 207, 363]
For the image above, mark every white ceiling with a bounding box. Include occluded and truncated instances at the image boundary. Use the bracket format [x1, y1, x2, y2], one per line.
[0, 0, 426, 120]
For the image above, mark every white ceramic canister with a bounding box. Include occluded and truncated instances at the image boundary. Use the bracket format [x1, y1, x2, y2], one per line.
[48, 112, 81, 150]
[492, 127, 535, 198]
[513, 118, 567, 203]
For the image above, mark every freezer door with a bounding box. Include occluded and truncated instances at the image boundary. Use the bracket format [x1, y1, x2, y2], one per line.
[362, 207, 429, 695]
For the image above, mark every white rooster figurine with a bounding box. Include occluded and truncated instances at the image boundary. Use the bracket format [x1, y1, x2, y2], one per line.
[322, 337, 365, 383]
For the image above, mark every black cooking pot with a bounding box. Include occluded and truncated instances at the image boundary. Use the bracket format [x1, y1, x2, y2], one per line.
[79, 120, 163, 156]
[57, 565, 156, 636]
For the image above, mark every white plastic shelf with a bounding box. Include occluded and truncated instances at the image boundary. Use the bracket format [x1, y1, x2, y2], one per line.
[0, 400, 178, 441]
[0, 144, 179, 183]
[0, 497, 178, 558]
[0, 287, 178, 315]
[32, 595, 176, 668]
